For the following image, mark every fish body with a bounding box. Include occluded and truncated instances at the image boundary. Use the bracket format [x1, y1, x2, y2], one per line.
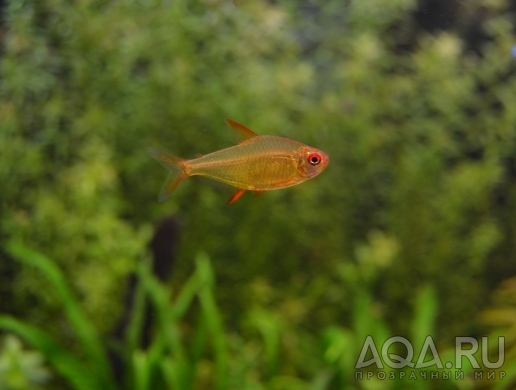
[149, 119, 329, 204]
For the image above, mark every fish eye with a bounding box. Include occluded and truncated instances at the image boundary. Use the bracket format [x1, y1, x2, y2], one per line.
[308, 152, 321, 166]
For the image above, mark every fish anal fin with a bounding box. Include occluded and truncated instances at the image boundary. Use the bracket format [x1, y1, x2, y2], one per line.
[225, 119, 258, 143]
[253, 190, 268, 198]
[227, 189, 246, 205]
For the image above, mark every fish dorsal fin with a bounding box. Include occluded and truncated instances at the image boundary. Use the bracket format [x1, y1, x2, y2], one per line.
[225, 118, 258, 143]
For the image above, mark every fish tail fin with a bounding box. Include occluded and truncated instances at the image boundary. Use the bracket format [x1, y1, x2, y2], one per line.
[148, 148, 188, 202]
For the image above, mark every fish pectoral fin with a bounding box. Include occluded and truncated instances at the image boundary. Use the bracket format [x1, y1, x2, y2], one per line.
[225, 119, 258, 143]
[253, 190, 268, 198]
[227, 189, 246, 205]
[271, 178, 296, 188]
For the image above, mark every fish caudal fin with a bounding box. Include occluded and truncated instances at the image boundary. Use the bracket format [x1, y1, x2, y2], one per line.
[148, 148, 187, 202]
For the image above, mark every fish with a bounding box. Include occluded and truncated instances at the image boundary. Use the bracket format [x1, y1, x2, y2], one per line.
[149, 119, 330, 204]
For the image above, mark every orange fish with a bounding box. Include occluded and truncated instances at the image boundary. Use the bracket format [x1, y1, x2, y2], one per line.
[149, 119, 330, 204]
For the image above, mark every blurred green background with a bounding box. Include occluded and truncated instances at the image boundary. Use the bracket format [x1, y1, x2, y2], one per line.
[1, 0, 516, 388]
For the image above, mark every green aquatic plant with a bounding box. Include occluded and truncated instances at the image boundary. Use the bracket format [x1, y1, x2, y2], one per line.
[0, 243, 228, 389]
[0, 335, 51, 390]
[1, 243, 118, 390]
[0, 242, 442, 390]
[479, 277, 516, 390]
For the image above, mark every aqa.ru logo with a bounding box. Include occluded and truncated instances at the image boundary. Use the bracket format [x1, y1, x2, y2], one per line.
[355, 336, 505, 381]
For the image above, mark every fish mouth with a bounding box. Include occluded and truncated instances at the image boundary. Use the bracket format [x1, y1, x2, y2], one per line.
[322, 152, 330, 167]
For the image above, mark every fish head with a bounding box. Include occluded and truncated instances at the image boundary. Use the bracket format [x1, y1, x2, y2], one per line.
[297, 146, 330, 180]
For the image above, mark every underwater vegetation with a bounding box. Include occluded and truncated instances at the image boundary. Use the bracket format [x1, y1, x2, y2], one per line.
[1, 0, 516, 388]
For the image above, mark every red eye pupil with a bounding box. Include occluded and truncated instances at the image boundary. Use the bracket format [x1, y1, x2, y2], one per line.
[308, 153, 321, 165]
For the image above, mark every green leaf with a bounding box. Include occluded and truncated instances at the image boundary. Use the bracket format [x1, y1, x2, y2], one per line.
[137, 261, 192, 388]
[6, 242, 116, 390]
[0, 316, 95, 390]
[196, 255, 228, 390]
[132, 350, 150, 390]
[411, 285, 438, 351]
